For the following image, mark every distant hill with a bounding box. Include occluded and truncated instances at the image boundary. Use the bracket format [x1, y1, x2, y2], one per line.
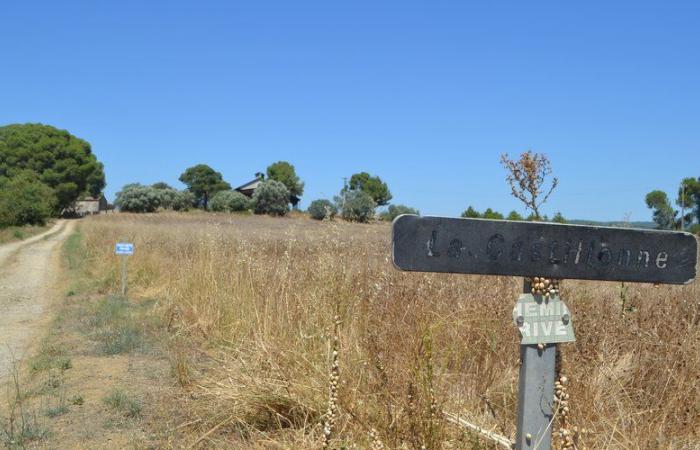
[569, 219, 656, 229]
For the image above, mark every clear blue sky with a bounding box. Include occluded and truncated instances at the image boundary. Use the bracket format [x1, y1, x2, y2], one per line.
[2, 1, 697, 221]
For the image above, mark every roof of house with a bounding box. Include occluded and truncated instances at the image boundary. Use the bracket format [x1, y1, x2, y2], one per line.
[234, 178, 263, 192]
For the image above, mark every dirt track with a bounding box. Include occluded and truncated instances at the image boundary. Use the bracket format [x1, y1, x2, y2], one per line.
[0, 220, 74, 379]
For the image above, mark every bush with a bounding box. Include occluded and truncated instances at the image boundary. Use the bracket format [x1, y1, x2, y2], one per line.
[170, 190, 196, 211]
[0, 174, 57, 226]
[308, 199, 338, 220]
[253, 180, 290, 216]
[340, 190, 376, 223]
[209, 190, 251, 212]
[114, 184, 161, 213]
[380, 204, 419, 221]
[152, 187, 195, 211]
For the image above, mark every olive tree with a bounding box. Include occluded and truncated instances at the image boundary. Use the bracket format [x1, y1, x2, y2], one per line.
[253, 180, 290, 216]
[340, 190, 376, 223]
[114, 183, 162, 213]
[380, 204, 419, 221]
[209, 190, 251, 212]
[308, 199, 338, 220]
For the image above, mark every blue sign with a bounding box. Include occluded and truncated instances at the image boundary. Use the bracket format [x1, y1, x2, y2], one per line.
[115, 242, 134, 256]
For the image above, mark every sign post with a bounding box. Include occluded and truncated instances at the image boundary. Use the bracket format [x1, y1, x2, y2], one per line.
[115, 242, 134, 296]
[392, 215, 697, 450]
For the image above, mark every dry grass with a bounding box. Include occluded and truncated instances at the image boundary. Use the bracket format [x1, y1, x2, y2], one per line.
[77, 212, 700, 449]
[0, 222, 53, 245]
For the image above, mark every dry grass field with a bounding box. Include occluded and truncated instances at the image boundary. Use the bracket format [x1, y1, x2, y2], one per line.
[72, 212, 698, 449]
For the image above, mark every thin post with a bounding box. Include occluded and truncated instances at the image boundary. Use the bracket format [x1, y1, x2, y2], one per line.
[120, 255, 127, 296]
[681, 183, 686, 230]
[516, 278, 556, 450]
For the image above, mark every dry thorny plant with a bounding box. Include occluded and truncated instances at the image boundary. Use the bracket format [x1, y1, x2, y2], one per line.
[500, 151, 559, 220]
[77, 213, 699, 449]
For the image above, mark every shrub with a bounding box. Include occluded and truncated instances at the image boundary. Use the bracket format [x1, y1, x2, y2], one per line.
[308, 199, 338, 220]
[252, 180, 290, 216]
[380, 204, 419, 221]
[0, 174, 57, 226]
[209, 190, 251, 213]
[340, 190, 376, 223]
[170, 190, 196, 211]
[114, 184, 161, 213]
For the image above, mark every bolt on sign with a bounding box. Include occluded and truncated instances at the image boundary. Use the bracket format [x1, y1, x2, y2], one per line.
[391, 214, 697, 450]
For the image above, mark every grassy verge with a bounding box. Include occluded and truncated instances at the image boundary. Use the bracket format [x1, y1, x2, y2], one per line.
[0, 224, 175, 448]
[0, 223, 54, 245]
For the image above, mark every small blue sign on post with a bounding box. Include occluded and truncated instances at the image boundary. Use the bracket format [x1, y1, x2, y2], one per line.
[115, 242, 134, 295]
[115, 243, 134, 256]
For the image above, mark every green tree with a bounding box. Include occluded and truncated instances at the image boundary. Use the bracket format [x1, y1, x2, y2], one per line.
[178, 164, 231, 209]
[308, 199, 338, 220]
[0, 174, 57, 226]
[0, 123, 106, 211]
[209, 190, 251, 212]
[482, 208, 504, 219]
[151, 182, 173, 190]
[266, 161, 304, 207]
[381, 204, 420, 221]
[552, 212, 567, 223]
[678, 177, 700, 227]
[339, 190, 376, 223]
[252, 180, 290, 216]
[506, 210, 524, 221]
[114, 184, 162, 213]
[348, 172, 392, 206]
[461, 206, 481, 218]
[645, 190, 677, 230]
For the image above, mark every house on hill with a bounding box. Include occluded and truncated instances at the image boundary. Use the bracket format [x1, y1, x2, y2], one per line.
[234, 172, 299, 206]
[234, 173, 265, 198]
[74, 195, 111, 216]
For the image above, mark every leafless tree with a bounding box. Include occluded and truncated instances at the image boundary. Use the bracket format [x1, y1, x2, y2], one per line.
[500, 151, 558, 220]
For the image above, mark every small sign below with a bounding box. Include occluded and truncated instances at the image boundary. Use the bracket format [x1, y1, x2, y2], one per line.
[512, 294, 575, 345]
[115, 242, 134, 256]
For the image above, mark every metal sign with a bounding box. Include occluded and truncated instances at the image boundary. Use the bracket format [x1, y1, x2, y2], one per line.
[392, 215, 697, 285]
[513, 294, 575, 345]
[115, 242, 134, 256]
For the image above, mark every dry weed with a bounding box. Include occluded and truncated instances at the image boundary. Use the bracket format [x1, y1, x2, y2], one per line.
[76, 212, 700, 449]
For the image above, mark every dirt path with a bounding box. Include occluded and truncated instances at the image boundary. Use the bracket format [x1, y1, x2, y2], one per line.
[0, 220, 74, 379]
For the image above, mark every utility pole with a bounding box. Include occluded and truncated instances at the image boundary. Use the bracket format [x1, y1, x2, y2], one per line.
[681, 183, 686, 230]
[342, 177, 348, 211]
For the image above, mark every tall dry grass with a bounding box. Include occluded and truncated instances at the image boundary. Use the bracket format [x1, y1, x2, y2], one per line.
[78, 212, 699, 449]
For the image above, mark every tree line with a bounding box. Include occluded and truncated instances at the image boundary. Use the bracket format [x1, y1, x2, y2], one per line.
[645, 177, 700, 233]
[115, 162, 420, 223]
[460, 206, 566, 223]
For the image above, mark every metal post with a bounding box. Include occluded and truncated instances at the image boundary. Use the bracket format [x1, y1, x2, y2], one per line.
[120, 255, 127, 296]
[516, 279, 556, 450]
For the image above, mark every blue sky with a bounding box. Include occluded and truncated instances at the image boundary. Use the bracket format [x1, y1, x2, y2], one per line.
[2, 1, 698, 221]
